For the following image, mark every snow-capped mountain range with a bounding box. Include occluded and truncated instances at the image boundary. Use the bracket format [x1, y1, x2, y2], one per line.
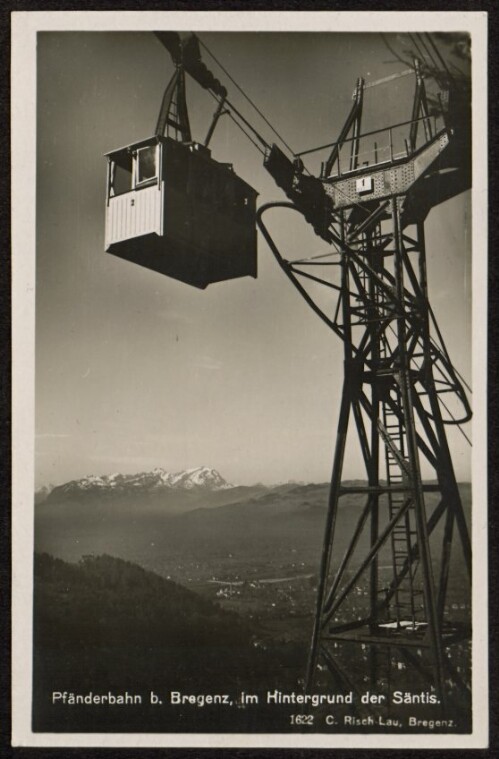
[45, 467, 233, 502]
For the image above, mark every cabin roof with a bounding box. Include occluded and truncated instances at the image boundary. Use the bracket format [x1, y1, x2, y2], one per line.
[105, 135, 258, 196]
[104, 135, 161, 157]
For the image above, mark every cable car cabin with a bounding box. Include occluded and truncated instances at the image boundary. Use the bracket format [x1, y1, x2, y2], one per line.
[105, 136, 258, 289]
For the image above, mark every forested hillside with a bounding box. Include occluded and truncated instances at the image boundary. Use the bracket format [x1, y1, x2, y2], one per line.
[33, 553, 304, 732]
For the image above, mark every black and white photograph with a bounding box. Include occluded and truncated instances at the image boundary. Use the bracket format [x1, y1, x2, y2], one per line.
[11, 10, 488, 749]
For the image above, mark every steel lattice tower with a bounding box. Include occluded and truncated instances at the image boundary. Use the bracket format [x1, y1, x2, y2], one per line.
[258, 61, 472, 710]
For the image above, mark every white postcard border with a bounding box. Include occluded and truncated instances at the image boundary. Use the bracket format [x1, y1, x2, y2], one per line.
[11, 9, 489, 749]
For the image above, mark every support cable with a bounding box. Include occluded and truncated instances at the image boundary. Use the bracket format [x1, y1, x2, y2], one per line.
[428, 302, 472, 394]
[409, 34, 434, 71]
[206, 91, 266, 155]
[424, 33, 455, 84]
[416, 33, 441, 72]
[385, 323, 472, 442]
[198, 36, 297, 159]
[226, 111, 265, 155]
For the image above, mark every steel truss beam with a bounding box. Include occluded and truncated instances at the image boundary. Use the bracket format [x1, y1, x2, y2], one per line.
[257, 190, 471, 714]
[257, 66, 471, 716]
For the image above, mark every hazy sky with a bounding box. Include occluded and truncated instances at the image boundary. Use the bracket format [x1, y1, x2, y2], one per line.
[35, 31, 472, 488]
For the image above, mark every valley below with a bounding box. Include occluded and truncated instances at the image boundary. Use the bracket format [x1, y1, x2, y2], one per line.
[32, 472, 473, 733]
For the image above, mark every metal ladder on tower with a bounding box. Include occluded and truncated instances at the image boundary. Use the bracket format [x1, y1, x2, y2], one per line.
[346, 219, 427, 633]
[381, 388, 425, 629]
[376, 237, 425, 631]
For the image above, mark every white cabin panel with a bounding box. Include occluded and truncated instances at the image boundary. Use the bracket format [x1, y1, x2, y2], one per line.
[105, 184, 163, 249]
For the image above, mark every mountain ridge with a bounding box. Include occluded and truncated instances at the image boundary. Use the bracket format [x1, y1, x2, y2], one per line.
[44, 466, 233, 503]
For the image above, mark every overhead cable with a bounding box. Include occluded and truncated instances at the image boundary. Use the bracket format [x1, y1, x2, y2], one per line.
[409, 33, 433, 70]
[424, 33, 454, 82]
[206, 91, 266, 155]
[416, 33, 440, 71]
[198, 35, 297, 159]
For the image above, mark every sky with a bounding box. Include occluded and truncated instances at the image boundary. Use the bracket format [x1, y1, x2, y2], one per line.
[35, 30, 472, 489]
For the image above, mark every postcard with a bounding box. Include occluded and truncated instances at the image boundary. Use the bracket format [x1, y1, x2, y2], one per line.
[11, 10, 488, 749]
